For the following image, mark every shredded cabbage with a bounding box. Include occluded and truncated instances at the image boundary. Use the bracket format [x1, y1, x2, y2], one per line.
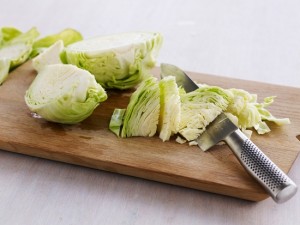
[179, 86, 232, 141]
[225, 89, 290, 134]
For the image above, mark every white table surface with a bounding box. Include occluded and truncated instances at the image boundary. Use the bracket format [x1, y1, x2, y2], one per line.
[1, 0, 300, 224]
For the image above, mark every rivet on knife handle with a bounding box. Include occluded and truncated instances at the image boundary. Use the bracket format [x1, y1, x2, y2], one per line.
[224, 129, 297, 203]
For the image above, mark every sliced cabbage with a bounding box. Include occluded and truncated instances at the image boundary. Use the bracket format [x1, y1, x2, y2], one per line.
[32, 40, 64, 71]
[25, 64, 107, 124]
[64, 32, 163, 89]
[158, 76, 181, 141]
[179, 86, 232, 141]
[109, 77, 160, 137]
[225, 89, 290, 134]
[31, 28, 83, 58]
[109, 109, 126, 136]
[109, 76, 290, 143]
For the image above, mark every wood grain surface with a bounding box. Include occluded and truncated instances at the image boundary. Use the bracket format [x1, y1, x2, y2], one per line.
[0, 61, 299, 202]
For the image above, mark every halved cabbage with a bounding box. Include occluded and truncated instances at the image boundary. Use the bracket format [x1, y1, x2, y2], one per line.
[158, 76, 181, 141]
[32, 40, 64, 71]
[64, 32, 163, 89]
[109, 77, 160, 137]
[25, 64, 107, 124]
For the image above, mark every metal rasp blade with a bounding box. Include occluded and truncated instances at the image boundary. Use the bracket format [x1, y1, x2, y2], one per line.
[160, 63, 297, 203]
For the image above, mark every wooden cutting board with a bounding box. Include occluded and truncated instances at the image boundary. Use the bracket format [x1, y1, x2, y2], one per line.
[0, 61, 299, 201]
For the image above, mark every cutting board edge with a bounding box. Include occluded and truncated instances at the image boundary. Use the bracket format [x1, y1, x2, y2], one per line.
[0, 140, 270, 202]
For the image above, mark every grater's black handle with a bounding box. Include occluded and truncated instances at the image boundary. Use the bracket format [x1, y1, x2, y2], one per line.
[224, 129, 297, 203]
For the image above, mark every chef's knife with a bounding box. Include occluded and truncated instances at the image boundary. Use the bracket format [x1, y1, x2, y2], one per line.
[160, 63, 297, 203]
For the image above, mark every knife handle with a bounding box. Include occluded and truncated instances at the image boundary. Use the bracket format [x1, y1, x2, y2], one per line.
[224, 129, 297, 203]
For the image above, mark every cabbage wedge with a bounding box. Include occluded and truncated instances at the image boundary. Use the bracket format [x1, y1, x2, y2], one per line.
[109, 77, 160, 137]
[64, 32, 163, 89]
[25, 64, 107, 124]
[158, 76, 181, 141]
[32, 40, 64, 71]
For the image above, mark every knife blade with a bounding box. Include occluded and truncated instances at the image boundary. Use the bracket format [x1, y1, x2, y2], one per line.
[160, 63, 297, 203]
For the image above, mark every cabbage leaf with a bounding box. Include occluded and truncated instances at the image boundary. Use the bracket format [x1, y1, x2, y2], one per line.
[0, 27, 39, 84]
[31, 28, 83, 58]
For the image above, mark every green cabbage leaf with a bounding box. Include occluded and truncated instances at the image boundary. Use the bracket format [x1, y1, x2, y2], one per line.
[31, 28, 83, 58]
[0, 27, 39, 84]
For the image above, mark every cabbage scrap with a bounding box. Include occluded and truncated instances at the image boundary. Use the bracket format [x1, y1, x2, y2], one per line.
[64, 32, 163, 89]
[109, 109, 126, 136]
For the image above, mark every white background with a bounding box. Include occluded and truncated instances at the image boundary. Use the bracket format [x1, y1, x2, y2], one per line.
[1, 0, 299, 87]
